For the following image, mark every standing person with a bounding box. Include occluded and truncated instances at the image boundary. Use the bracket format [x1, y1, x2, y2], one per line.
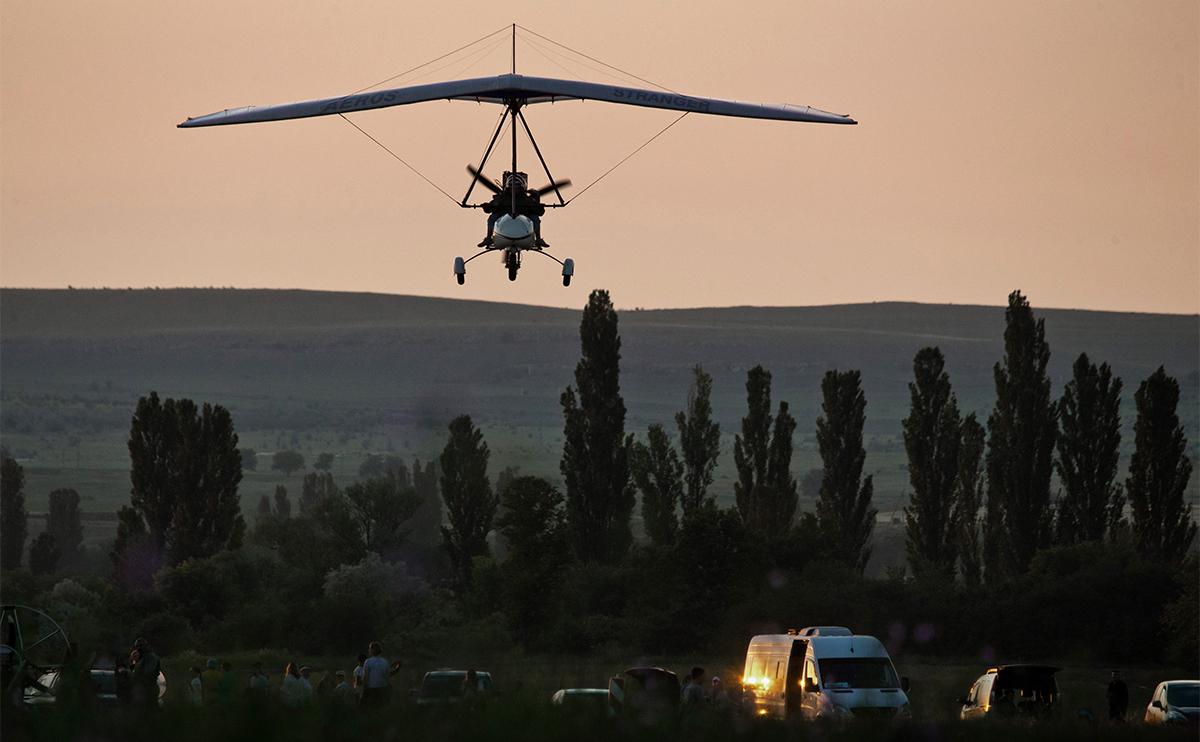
[189, 667, 204, 706]
[352, 653, 368, 697]
[710, 676, 730, 710]
[201, 658, 222, 703]
[333, 671, 353, 704]
[280, 662, 303, 707]
[129, 637, 161, 708]
[299, 666, 315, 704]
[682, 667, 707, 709]
[246, 662, 269, 701]
[359, 641, 401, 708]
[1106, 670, 1129, 722]
[114, 660, 132, 706]
[218, 661, 238, 704]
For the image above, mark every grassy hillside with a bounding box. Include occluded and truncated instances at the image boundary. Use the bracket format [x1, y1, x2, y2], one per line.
[2, 288, 1196, 572]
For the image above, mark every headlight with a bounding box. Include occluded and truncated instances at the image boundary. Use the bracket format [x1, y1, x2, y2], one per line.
[831, 703, 855, 718]
[896, 703, 912, 720]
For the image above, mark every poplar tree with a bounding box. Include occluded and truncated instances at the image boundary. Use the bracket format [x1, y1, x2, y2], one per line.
[440, 415, 497, 585]
[299, 471, 338, 514]
[902, 347, 962, 580]
[0, 451, 27, 570]
[733, 366, 798, 539]
[955, 414, 986, 587]
[561, 290, 634, 563]
[273, 485, 292, 519]
[409, 458, 443, 546]
[675, 365, 721, 514]
[496, 476, 568, 645]
[815, 369, 876, 573]
[47, 488, 84, 559]
[630, 424, 683, 545]
[1126, 367, 1196, 563]
[985, 291, 1057, 577]
[1055, 353, 1124, 543]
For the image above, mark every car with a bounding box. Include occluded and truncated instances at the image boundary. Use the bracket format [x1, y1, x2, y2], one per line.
[414, 669, 492, 706]
[958, 665, 1059, 721]
[743, 626, 911, 720]
[607, 667, 679, 725]
[550, 687, 609, 716]
[1144, 680, 1199, 725]
[23, 667, 167, 708]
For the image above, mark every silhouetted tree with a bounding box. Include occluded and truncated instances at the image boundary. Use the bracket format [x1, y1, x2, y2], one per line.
[29, 533, 60, 576]
[272, 450, 305, 477]
[986, 291, 1057, 578]
[561, 290, 634, 563]
[299, 471, 337, 514]
[496, 476, 569, 645]
[1055, 353, 1124, 544]
[440, 415, 497, 585]
[675, 365, 721, 513]
[343, 473, 421, 559]
[733, 366, 798, 539]
[630, 424, 683, 545]
[256, 494, 273, 524]
[120, 392, 244, 566]
[47, 488, 84, 559]
[815, 369, 876, 573]
[955, 414, 986, 587]
[1126, 367, 1196, 563]
[273, 485, 292, 519]
[313, 452, 335, 471]
[409, 458, 442, 546]
[1, 451, 28, 569]
[902, 347, 962, 580]
[240, 448, 258, 472]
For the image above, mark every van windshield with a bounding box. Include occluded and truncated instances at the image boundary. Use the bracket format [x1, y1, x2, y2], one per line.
[818, 658, 899, 689]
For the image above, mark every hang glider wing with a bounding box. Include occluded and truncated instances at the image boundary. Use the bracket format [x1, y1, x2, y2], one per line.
[179, 74, 855, 128]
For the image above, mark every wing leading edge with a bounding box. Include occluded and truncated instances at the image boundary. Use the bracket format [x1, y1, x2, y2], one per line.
[178, 74, 855, 128]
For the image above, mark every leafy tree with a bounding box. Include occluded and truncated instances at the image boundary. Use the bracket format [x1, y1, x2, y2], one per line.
[343, 473, 421, 558]
[255, 495, 273, 524]
[273, 485, 292, 519]
[440, 415, 497, 586]
[1055, 353, 1124, 544]
[733, 366, 799, 539]
[491, 466, 522, 558]
[240, 448, 258, 472]
[272, 450, 305, 477]
[409, 459, 442, 546]
[358, 454, 409, 483]
[629, 424, 683, 545]
[561, 290, 634, 564]
[1125, 367, 1196, 563]
[299, 471, 337, 514]
[954, 414, 987, 587]
[1, 451, 28, 569]
[47, 488, 84, 559]
[675, 365, 721, 514]
[815, 369, 876, 573]
[496, 476, 569, 645]
[313, 452, 335, 471]
[986, 291, 1057, 578]
[29, 533, 61, 576]
[121, 392, 244, 566]
[902, 347, 962, 580]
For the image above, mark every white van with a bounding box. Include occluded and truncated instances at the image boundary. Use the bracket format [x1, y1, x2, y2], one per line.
[742, 626, 910, 720]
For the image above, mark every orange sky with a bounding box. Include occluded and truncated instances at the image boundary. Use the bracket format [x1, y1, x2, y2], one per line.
[2, 1, 1197, 313]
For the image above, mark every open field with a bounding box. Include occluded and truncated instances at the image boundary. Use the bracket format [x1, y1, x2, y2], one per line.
[2, 288, 1197, 573]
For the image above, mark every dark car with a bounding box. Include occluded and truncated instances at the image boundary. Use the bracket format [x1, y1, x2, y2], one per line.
[959, 665, 1060, 720]
[608, 667, 679, 725]
[414, 670, 492, 706]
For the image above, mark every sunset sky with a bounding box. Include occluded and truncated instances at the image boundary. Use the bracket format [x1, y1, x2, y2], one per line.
[2, 1, 1196, 314]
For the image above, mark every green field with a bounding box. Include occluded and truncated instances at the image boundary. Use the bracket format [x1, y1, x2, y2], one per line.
[2, 288, 1197, 574]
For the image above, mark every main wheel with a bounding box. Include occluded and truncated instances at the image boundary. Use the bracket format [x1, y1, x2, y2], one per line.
[562, 275, 571, 287]
[456, 274, 465, 285]
[508, 265, 518, 281]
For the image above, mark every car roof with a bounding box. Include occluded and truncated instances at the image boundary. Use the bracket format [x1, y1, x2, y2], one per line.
[1163, 680, 1200, 686]
[987, 665, 1062, 674]
[425, 670, 492, 677]
[560, 688, 607, 694]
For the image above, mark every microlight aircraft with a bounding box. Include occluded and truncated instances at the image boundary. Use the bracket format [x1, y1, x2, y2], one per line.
[180, 26, 855, 285]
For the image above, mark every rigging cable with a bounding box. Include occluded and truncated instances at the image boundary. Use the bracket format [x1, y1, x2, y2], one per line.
[566, 112, 689, 205]
[348, 24, 510, 95]
[516, 24, 678, 93]
[337, 114, 459, 206]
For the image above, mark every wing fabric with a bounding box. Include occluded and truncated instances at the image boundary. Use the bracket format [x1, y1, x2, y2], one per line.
[179, 74, 855, 128]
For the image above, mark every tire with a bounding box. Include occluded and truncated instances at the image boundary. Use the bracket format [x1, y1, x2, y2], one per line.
[562, 275, 571, 287]
[456, 274, 465, 285]
[508, 265, 518, 281]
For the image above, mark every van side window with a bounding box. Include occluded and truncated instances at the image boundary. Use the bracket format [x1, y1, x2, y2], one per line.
[805, 660, 818, 689]
[967, 681, 979, 705]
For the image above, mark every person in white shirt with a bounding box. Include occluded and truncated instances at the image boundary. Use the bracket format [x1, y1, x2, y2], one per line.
[189, 666, 203, 706]
[352, 653, 367, 695]
[299, 666, 315, 703]
[359, 641, 401, 708]
[280, 662, 304, 707]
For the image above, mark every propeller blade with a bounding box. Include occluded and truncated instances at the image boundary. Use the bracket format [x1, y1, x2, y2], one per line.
[466, 164, 501, 194]
[535, 179, 572, 197]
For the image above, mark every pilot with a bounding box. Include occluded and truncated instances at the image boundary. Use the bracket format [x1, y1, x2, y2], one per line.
[478, 171, 549, 248]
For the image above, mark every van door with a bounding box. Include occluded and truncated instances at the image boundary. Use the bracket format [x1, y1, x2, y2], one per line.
[784, 639, 806, 716]
[800, 655, 822, 720]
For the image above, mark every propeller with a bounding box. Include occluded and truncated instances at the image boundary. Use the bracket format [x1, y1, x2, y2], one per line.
[535, 179, 572, 197]
[466, 164, 501, 194]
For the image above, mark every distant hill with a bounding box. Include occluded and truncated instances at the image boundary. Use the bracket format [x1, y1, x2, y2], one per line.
[2, 288, 1196, 571]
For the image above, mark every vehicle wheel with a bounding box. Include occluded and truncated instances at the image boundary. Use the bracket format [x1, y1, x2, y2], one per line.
[456, 274, 465, 285]
[562, 275, 571, 287]
[508, 265, 518, 281]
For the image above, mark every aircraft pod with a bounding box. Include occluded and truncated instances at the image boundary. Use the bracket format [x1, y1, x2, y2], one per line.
[180, 26, 855, 286]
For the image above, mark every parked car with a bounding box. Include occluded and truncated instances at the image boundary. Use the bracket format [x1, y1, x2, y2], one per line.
[24, 668, 167, 707]
[607, 667, 679, 725]
[1144, 680, 1199, 725]
[414, 670, 492, 706]
[743, 626, 911, 720]
[958, 665, 1059, 721]
[551, 687, 609, 716]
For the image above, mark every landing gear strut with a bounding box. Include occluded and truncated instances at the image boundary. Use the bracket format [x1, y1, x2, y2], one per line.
[452, 249, 573, 286]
